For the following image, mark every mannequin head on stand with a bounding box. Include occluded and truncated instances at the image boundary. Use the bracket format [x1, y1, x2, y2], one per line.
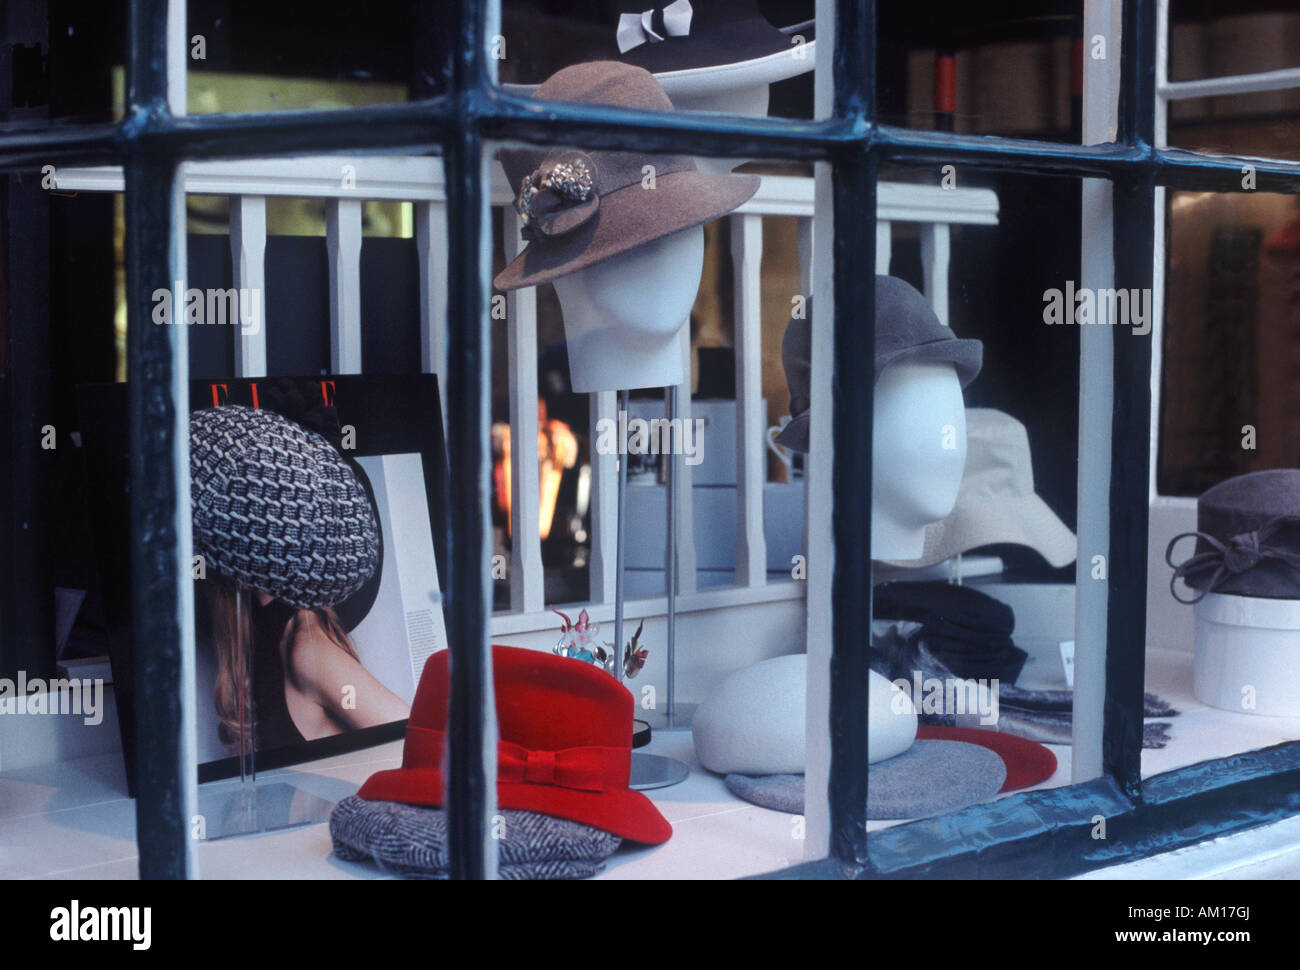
[871, 360, 968, 560]
[773, 277, 983, 560]
[551, 226, 705, 393]
[492, 62, 762, 393]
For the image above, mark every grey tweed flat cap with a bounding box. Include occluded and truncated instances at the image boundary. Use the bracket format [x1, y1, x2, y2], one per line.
[189, 405, 380, 609]
[330, 795, 622, 880]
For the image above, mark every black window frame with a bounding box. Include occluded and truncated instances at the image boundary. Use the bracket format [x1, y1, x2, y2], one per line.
[4, 0, 1300, 879]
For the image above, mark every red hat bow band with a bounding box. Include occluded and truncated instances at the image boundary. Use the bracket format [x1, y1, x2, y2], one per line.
[405, 725, 628, 793]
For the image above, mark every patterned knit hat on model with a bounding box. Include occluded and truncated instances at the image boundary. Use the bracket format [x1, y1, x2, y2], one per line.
[189, 405, 380, 608]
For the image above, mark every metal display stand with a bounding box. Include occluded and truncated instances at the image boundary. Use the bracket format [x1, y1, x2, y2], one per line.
[614, 387, 691, 792]
[198, 587, 335, 840]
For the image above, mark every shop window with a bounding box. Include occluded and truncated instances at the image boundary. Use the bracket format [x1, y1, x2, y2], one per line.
[5, 0, 1300, 881]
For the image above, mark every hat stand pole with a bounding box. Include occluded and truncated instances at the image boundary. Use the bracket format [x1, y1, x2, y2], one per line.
[627, 384, 690, 791]
[197, 585, 336, 840]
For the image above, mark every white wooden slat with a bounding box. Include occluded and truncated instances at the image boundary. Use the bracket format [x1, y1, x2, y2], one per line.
[803, 163, 836, 861]
[504, 210, 545, 614]
[731, 213, 767, 587]
[672, 335, 697, 596]
[229, 195, 268, 378]
[55, 160, 1000, 225]
[326, 198, 363, 374]
[588, 391, 619, 604]
[1071, 0, 1125, 785]
[797, 217, 814, 298]
[920, 222, 951, 327]
[1155, 0, 1170, 148]
[1160, 67, 1300, 101]
[803, 0, 836, 860]
[415, 201, 449, 418]
[167, 0, 186, 116]
[876, 220, 892, 275]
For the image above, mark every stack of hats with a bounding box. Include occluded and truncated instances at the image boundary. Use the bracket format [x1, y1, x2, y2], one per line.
[873, 580, 1027, 684]
[691, 651, 1058, 820]
[331, 645, 672, 879]
[1166, 469, 1300, 717]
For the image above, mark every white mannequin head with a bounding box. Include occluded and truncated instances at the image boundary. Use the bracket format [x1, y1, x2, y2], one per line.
[552, 226, 704, 393]
[872, 360, 968, 559]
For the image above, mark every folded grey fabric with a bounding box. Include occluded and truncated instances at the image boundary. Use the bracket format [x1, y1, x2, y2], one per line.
[330, 795, 622, 880]
[996, 712, 1173, 749]
[725, 739, 1006, 820]
[869, 620, 1178, 748]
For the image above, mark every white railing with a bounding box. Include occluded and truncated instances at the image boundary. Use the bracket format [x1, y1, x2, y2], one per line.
[55, 157, 997, 671]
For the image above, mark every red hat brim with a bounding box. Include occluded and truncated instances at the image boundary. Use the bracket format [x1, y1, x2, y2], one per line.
[917, 726, 1057, 792]
[357, 767, 673, 846]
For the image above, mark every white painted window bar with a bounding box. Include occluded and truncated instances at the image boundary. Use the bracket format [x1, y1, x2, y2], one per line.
[54, 158, 997, 646]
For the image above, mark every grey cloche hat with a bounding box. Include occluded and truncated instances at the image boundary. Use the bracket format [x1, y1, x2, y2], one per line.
[774, 276, 983, 453]
[1166, 469, 1300, 603]
[189, 405, 380, 610]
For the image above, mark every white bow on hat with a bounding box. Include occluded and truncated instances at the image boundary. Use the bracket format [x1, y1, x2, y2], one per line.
[617, 0, 693, 53]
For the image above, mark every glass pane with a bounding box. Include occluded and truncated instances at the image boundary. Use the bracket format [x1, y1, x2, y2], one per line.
[1149, 184, 1300, 777]
[7, 2, 125, 136]
[495, 1, 818, 120]
[1168, 5, 1300, 83]
[484, 120, 822, 874]
[862, 163, 1085, 837]
[1167, 94, 1300, 160]
[177, 0, 426, 114]
[880, 3, 1087, 144]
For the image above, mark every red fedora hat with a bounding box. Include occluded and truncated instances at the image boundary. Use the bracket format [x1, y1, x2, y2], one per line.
[357, 645, 672, 845]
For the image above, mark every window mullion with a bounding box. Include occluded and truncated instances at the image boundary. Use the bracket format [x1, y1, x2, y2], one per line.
[825, 0, 878, 868]
[442, 0, 497, 882]
[125, 0, 197, 880]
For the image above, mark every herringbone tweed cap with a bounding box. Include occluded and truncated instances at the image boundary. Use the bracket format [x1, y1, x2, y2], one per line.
[190, 405, 379, 609]
[330, 796, 622, 880]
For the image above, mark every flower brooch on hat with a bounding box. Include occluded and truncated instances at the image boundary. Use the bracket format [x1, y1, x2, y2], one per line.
[515, 152, 598, 241]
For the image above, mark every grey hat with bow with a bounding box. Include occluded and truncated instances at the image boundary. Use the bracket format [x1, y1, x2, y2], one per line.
[774, 276, 984, 453]
[1167, 469, 1300, 603]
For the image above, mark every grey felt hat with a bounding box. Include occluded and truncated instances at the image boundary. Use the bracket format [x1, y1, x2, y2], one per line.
[189, 405, 380, 610]
[774, 277, 984, 453]
[724, 739, 1006, 820]
[1166, 468, 1300, 603]
[330, 796, 621, 880]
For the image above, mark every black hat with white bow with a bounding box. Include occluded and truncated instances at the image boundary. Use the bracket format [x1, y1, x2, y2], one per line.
[500, 0, 814, 86]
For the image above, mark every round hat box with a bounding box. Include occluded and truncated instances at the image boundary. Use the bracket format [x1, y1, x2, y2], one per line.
[1194, 591, 1300, 716]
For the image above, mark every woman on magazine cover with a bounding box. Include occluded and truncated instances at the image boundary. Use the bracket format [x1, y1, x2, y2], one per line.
[190, 402, 408, 752]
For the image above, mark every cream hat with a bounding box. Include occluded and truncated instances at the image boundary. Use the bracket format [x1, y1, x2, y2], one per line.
[882, 408, 1077, 570]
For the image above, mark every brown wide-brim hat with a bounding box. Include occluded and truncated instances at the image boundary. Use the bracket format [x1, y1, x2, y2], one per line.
[773, 278, 983, 454]
[493, 61, 759, 291]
